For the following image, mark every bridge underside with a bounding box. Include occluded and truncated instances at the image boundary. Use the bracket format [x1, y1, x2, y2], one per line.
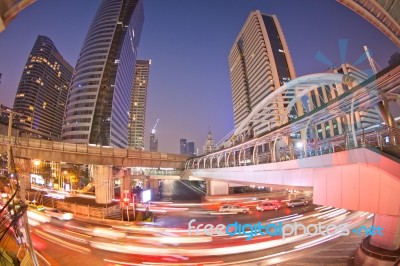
[182, 148, 400, 216]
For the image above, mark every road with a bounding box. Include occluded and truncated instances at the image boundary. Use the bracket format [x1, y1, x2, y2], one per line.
[26, 202, 371, 265]
[20, 181, 371, 265]
[159, 179, 205, 202]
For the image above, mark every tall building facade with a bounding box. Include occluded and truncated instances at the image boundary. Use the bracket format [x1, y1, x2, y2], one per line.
[307, 63, 380, 140]
[180, 139, 195, 155]
[128, 59, 150, 149]
[62, 0, 144, 148]
[337, 0, 400, 47]
[229, 11, 300, 136]
[180, 139, 187, 155]
[187, 141, 195, 156]
[13, 35, 73, 140]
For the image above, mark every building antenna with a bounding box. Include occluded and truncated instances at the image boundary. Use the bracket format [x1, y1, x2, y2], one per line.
[364, 46, 382, 74]
[151, 118, 159, 134]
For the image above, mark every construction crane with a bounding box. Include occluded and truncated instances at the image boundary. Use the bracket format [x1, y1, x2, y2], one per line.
[151, 118, 159, 134]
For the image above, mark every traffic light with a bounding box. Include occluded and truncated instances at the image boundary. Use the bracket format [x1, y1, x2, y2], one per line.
[122, 197, 129, 207]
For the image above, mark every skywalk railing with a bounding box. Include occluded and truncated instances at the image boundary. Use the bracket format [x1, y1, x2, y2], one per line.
[186, 125, 400, 169]
[281, 125, 399, 161]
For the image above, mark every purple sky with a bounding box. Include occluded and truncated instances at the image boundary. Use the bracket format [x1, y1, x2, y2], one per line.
[0, 0, 398, 154]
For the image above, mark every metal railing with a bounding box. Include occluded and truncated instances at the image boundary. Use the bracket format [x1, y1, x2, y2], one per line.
[187, 125, 400, 169]
[296, 125, 400, 160]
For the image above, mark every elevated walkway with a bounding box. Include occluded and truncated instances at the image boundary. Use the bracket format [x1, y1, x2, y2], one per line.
[183, 147, 400, 216]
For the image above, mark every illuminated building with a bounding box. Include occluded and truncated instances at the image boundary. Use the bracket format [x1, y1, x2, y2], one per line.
[13, 35, 73, 140]
[62, 0, 144, 148]
[229, 11, 302, 136]
[203, 130, 215, 154]
[307, 63, 380, 140]
[128, 60, 150, 149]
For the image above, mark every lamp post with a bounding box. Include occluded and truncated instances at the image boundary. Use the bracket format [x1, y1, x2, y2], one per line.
[62, 170, 67, 191]
[1, 105, 39, 266]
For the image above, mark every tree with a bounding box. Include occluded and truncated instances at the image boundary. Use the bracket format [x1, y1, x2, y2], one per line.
[40, 164, 52, 187]
[68, 164, 91, 190]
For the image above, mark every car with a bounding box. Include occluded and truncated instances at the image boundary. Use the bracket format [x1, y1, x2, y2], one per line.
[256, 202, 281, 211]
[219, 205, 250, 214]
[297, 197, 309, 204]
[27, 200, 45, 212]
[46, 209, 73, 220]
[286, 199, 308, 208]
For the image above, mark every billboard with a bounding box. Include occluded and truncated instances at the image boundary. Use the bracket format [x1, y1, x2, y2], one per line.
[142, 189, 151, 203]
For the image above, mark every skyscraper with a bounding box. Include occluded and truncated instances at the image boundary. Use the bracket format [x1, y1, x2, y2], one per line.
[62, 0, 144, 148]
[229, 11, 300, 136]
[180, 139, 187, 155]
[128, 59, 150, 149]
[307, 63, 380, 140]
[149, 131, 158, 152]
[13, 35, 73, 140]
[187, 141, 195, 156]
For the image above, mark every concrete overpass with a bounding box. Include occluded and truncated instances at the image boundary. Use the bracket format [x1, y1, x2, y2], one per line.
[182, 147, 400, 264]
[0, 134, 189, 204]
[182, 147, 400, 216]
[0, 134, 189, 168]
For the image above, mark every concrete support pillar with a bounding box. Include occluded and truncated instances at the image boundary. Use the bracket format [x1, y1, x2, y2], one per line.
[207, 180, 229, 196]
[369, 214, 400, 251]
[93, 165, 113, 204]
[337, 117, 343, 135]
[119, 169, 131, 200]
[14, 158, 31, 191]
[287, 137, 294, 160]
[355, 111, 362, 129]
[268, 142, 274, 163]
[149, 179, 160, 199]
[378, 98, 398, 129]
[143, 177, 150, 190]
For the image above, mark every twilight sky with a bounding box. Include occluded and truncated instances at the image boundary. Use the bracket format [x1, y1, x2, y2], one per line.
[0, 0, 398, 154]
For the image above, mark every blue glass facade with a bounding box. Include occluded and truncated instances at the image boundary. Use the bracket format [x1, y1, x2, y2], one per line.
[62, 0, 144, 148]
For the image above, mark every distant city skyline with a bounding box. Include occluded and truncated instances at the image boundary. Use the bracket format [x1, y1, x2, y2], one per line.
[179, 138, 196, 156]
[0, 0, 398, 153]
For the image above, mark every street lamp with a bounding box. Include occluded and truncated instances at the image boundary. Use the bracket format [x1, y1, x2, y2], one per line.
[62, 170, 67, 190]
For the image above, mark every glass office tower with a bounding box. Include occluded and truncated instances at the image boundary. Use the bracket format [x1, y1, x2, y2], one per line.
[62, 0, 144, 148]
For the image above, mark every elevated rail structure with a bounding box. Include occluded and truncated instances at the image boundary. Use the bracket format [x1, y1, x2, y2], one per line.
[0, 137, 189, 169]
